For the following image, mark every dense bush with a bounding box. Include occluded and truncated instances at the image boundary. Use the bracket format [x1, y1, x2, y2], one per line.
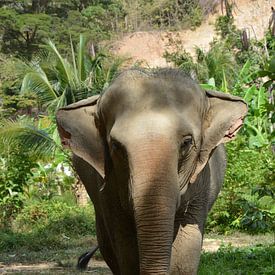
[206, 139, 274, 233]
[0, 147, 38, 224]
[0, 196, 96, 251]
[164, 39, 238, 88]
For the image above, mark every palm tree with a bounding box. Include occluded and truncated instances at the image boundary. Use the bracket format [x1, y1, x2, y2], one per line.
[20, 35, 123, 114]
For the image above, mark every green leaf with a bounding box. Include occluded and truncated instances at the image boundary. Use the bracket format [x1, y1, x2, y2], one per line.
[0, 117, 57, 160]
[200, 83, 217, 90]
[21, 71, 57, 105]
[257, 70, 270, 77]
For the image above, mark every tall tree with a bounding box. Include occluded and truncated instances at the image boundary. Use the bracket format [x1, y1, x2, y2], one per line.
[0, 8, 51, 59]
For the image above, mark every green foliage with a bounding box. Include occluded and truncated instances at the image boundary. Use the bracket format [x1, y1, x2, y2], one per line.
[82, 5, 110, 39]
[197, 41, 238, 87]
[27, 154, 74, 201]
[242, 85, 273, 148]
[203, 55, 274, 234]
[0, 8, 52, 59]
[81, 1, 125, 37]
[199, 244, 275, 275]
[142, 0, 203, 30]
[0, 198, 96, 251]
[197, 48, 273, 150]
[164, 49, 195, 73]
[215, 15, 241, 48]
[0, 55, 39, 118]
[0, 34, 122, 223]
[165, 40, 238, 88]
[257, 56, 275, 88]
[0, 0, 210, 63]
[20, 35, 123, 113]
[0, 92, 37, 118]
[0, 115, 59, 222]
[207, 139, 275, 233]
[0, 147, 38, 223]
[0, 116, 57, 158]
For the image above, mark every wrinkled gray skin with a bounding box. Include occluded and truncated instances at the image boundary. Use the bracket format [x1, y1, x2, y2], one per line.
[56, 69, 247, 275]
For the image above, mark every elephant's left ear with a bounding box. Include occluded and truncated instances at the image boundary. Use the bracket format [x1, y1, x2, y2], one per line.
[190, 90, 248, 183]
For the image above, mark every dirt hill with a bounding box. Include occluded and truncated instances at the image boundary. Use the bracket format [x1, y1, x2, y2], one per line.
[112, 0, 273, 67]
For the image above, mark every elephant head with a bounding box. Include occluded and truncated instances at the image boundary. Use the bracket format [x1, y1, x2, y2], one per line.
[56, 69, 247, 274]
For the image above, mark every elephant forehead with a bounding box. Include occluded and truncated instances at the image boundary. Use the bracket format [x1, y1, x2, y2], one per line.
[110, 112, 190, 144]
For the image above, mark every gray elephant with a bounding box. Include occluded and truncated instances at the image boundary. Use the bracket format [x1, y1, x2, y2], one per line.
[56, 69, 247, 275]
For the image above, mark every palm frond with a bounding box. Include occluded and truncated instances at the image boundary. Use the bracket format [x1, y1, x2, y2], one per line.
[77, 34, 87, 82]
[21, 71, 58, 105]
[0, 117, 57, 160]
[48, 40, 79, 90]
[70, 35, 78, 79]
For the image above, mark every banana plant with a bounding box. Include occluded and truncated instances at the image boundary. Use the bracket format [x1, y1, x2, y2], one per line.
[243, 85, 273, 148]
[257, 57, 275, 89]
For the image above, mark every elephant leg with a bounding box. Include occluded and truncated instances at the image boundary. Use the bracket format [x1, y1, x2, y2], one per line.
[170, 224, 202, 275]
[95, 217, 121, 274]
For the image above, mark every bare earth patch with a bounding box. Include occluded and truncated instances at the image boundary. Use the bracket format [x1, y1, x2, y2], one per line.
[112, 0, 273, 67]
[0, 260, 112, 274]
[1, 233, 273, 274]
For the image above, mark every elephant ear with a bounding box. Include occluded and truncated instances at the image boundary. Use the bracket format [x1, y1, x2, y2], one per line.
[56, 95, 105, 178]
[190, 90, 248, 183]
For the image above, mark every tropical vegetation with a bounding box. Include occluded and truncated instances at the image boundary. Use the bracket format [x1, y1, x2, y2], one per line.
[164, 11, 274, 233]
[0, 2, 274, 272]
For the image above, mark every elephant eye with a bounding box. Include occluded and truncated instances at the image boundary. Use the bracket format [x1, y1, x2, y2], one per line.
[111, 139, 121, 152]
[180, 136, 193, 153]
[110, 138, 126, 157]
[110, 138, 128, 164]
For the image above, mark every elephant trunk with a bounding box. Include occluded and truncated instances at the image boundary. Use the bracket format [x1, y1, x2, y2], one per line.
[130, 142, 179, 274]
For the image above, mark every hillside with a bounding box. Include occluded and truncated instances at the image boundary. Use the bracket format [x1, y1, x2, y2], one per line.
[112, 0, 273, 67]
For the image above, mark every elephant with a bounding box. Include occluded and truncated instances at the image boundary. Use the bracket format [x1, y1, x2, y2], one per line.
[56, 68, 247, 275]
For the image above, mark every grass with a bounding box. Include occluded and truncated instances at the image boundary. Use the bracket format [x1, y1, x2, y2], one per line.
[0, 233, 274, 274]
[199, 244, 275, 275]
[0, 197, 274, 274]
[1, 236, 274, 274]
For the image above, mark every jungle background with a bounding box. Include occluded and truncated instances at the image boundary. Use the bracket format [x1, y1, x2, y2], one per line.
[0, 0, 274, 274]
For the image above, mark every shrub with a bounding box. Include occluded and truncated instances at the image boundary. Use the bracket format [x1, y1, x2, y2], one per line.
[0, 148, 38, 225]
[206, 138, 274, 233]
[0, 197, 96, 251]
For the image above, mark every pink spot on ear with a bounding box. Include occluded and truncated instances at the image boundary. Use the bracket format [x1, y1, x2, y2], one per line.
[225, 117, 244, 139]
[57, 125, 72, 148]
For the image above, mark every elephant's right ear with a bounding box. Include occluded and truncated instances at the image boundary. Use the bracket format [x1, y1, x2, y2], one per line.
[56, 95, 105, 178]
